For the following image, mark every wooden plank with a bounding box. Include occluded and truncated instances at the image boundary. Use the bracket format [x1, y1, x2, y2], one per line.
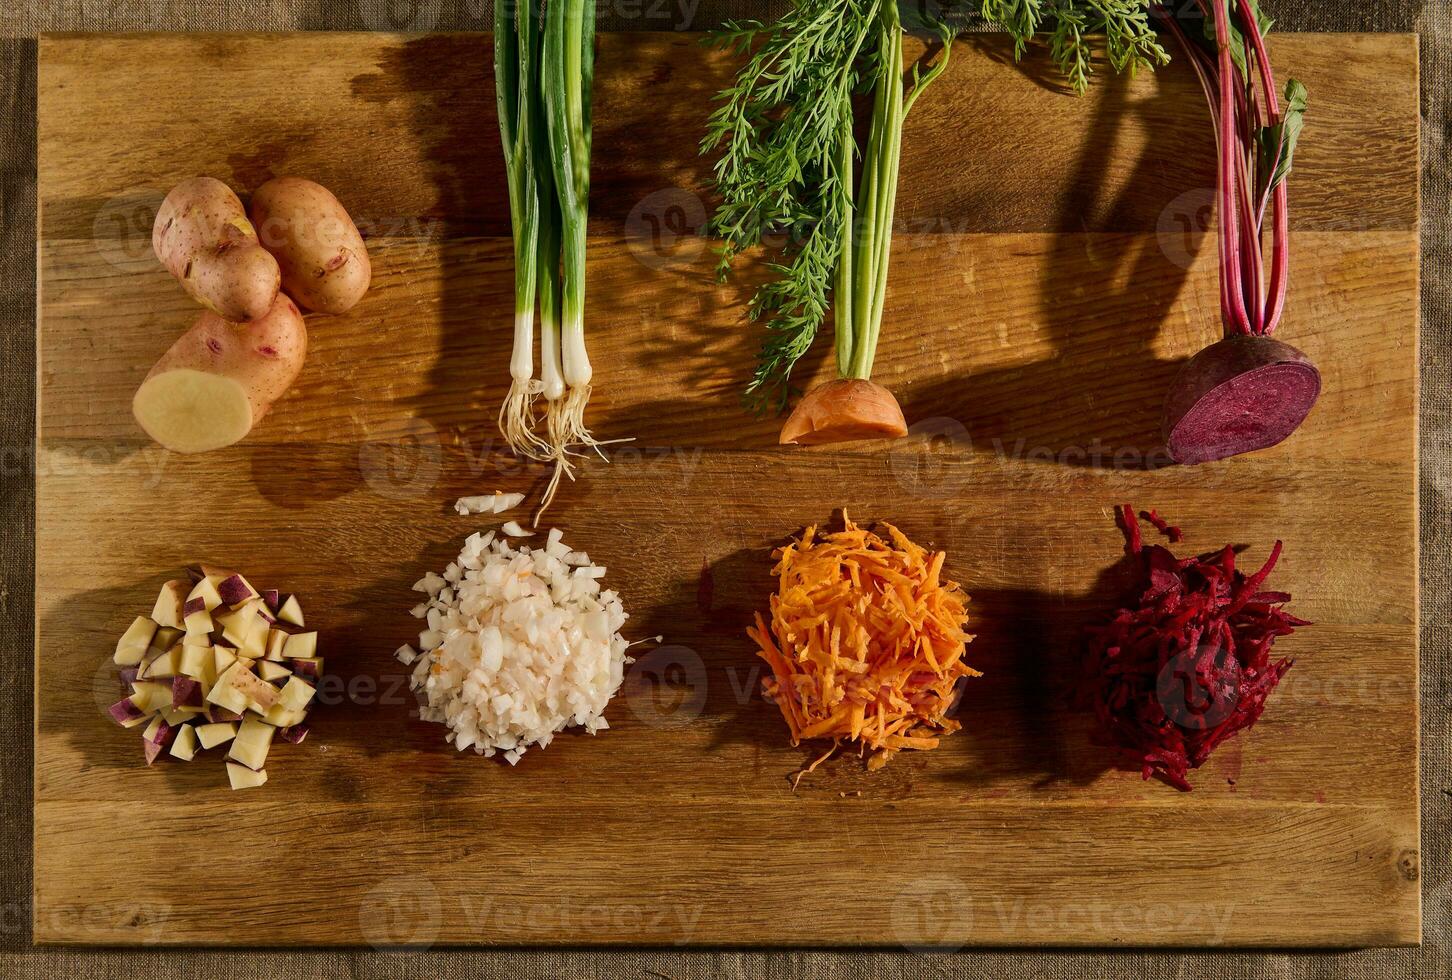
[34, 455, 1420, 804]
[34, 799, 1417, 946]
[37, 231, 1418, 458]
[34, 32, 1419, 947]
[37, 33, 1418, 240]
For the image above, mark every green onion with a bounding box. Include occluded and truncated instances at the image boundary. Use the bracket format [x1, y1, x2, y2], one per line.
[534, 0, 565, 408]
[542, 0, 599, 452]
[495, 0, 547, 457]
[495, 0, 611, 515]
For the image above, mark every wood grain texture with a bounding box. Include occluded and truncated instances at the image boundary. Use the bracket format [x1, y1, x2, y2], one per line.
[37, 32, 1418, 240]
[35, 32, 1419, 947]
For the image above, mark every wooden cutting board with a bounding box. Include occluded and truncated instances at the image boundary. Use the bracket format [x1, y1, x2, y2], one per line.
[35, 32, 1420, 947]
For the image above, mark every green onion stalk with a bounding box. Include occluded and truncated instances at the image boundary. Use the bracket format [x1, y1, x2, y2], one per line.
[495, 0, 546, 458]
[495, 0, 603, 513]
[542, 0, 602, 466]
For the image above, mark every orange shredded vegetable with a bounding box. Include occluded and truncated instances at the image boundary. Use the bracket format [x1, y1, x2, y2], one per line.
[748, 513, 979, 771]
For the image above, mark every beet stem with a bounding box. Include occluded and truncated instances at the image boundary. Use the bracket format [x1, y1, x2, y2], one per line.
[1211, 1, 1252, 335]
[1157, 0, 1294, 339]
[1239, 6, 1293, 334]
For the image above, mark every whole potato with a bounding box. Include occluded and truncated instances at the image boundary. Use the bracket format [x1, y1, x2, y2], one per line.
[250, 177, 371, 315]
[152, 176, 281, 322]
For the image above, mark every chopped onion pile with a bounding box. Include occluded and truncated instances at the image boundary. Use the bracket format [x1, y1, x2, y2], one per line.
[402, 527, 631, 764]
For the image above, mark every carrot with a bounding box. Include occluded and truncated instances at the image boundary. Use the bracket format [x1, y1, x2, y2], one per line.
[778, 378, 908, 446]
[748, 513, 979, 772]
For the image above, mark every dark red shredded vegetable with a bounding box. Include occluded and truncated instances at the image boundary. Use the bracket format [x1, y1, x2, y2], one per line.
[1080, 504, 1309, 791]
[1140, 508, 1183, 543]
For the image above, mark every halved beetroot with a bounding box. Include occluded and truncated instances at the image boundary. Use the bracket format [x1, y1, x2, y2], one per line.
[1163, 335, 1321, 465]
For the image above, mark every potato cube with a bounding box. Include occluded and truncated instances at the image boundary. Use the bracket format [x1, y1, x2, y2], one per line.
[224, 662, 278, 713]
[218, 602, 258, 648]
[276, 595, 304, 627]
[130, 680, 173, 713]
[281, 632, 317, 660]
[149, 626, 183, 654]
[287, 657, 322, 682]
[212, 645, 237, 674]
[216, 573, 259, 609]
[204, 663, 250, 715]
[183, 606, 214, 645]
[178, 644, 209, 680]
[169, 723, 198, 761]
[108, 697, 151, 728]
[195, 721, 238, 749]
[186, 577, 223, 612]
[226, 762, 268, 790]
[162, 705, 202, 725]
[227, 718, 275, 771]
[150, 579, 190, 629]
[262, 704, 307, 728]
[171, 676, 204, 709]
[277, 676, 316, 713]
[140, 646, 181, 680]
[256, 660, 291, 683]
[114, 616, 158, 666]
[141, 716, 175, 764]
[241, 616, 270, 660]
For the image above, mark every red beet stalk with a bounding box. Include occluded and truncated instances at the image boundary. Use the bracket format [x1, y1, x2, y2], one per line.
[1155, 2, 1321, 465]
[1080, 505, 1309, 791]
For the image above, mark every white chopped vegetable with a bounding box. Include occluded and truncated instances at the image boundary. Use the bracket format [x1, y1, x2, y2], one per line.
[454, 492, 527, 516]
[395, 644, 418, 666]
[454, 495, 493, 516]
[406, 528, 632, 764]
[500, 520, 531, 538]
[411, 572, 446, 596]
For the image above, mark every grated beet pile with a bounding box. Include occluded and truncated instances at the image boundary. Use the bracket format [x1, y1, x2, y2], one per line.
[1080, 505, 1308, 791]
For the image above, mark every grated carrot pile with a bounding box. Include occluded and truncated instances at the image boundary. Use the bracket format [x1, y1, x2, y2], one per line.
[748, 513, 979, 772]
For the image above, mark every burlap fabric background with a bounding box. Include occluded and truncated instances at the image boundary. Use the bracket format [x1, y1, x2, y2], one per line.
[1, 2, 1443, 976]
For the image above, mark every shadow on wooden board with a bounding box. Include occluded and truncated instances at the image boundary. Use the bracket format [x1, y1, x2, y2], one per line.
[900, 68, 1201, 469]
[615, 532, 1140, 795]
[296, 32, 1212, 469]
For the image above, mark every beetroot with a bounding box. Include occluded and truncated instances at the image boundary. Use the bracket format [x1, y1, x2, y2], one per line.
[1157, 3, 1316, 464]
[1080, 505, 1308, 791]
[1164, 336, 1321, 465]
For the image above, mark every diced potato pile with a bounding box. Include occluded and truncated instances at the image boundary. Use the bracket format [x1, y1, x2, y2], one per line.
[109, 565, 320, 789]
